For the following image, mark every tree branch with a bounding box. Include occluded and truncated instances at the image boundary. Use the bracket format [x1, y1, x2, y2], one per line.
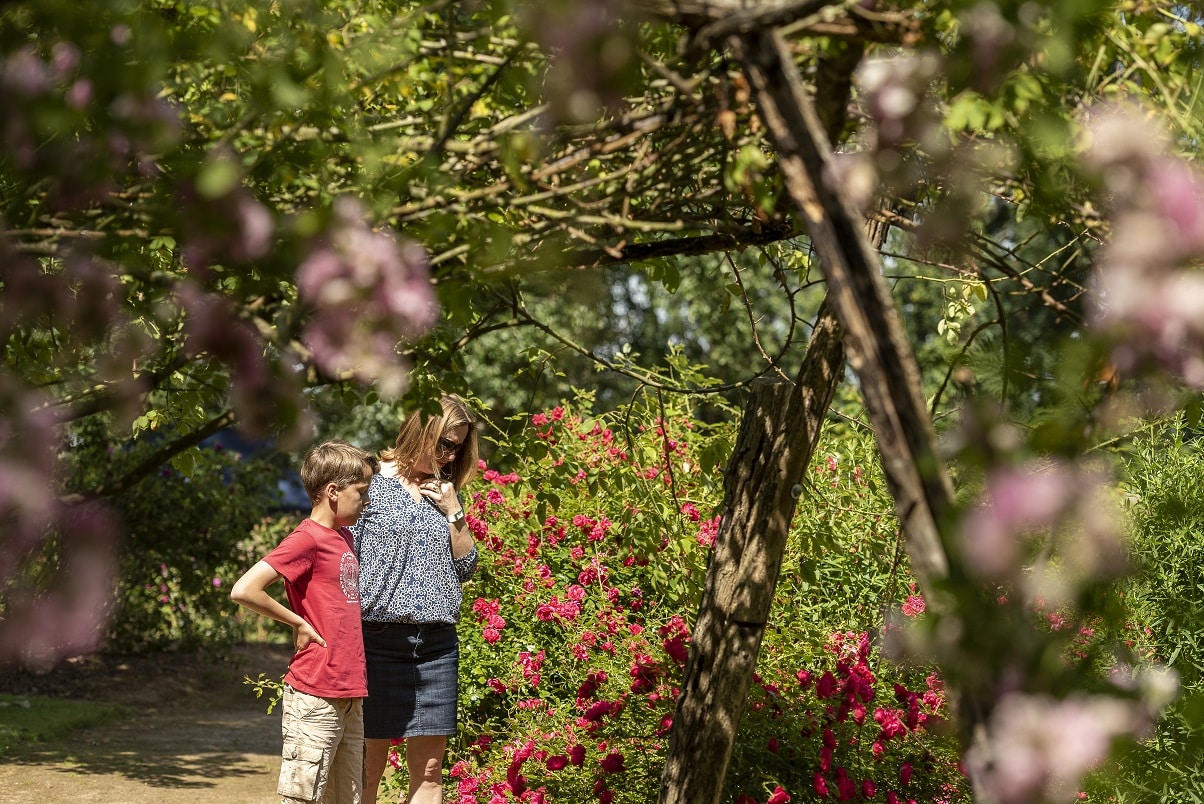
[732, 26, 952, 585]
[60, 410, 237, 505]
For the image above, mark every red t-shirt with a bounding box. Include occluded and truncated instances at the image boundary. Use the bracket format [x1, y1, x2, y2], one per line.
[264, 519, 368, 698]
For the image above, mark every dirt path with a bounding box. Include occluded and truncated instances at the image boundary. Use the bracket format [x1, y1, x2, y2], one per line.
[0, 643, 293, 804]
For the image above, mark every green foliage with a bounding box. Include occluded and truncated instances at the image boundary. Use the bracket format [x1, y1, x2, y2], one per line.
[1087, 417, 1204, 800]
[64, 434, 295, 651]
[244, 672, 286, 715]
[3, 2, 1204, 797]
[426, 393, 966, 803]
[450, 245, 816, 426]
[6, 0, 1197, 519]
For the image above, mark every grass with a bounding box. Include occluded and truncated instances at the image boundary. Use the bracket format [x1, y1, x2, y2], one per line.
[0, 693, 129, 757]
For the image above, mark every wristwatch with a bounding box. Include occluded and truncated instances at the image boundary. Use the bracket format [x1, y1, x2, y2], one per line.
[447, 508, 466, 525]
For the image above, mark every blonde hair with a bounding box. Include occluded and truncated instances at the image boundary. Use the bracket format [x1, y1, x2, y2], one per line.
[381, 395, 480, 490]
[301, 440, 376, 504]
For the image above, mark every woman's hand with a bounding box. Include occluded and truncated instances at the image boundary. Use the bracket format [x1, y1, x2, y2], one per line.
[419, 478, 460, 517]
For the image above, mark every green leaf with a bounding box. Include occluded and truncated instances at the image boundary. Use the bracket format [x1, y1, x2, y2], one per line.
[169, 450, 199, 476]
[196, 157, 242, 199]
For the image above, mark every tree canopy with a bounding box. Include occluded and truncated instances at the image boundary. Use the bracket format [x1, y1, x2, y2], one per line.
[4, 0, 1204, 800]
[5, 1, 1198, 446]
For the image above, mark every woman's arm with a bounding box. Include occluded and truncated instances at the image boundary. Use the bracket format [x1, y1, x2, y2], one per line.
[422, 480, 475, 559]
[449, 513, 474, 559]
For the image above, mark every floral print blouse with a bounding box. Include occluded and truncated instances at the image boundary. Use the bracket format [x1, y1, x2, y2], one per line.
[353, 473, 478, 625]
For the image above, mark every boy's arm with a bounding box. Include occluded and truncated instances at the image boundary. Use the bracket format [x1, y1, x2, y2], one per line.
[229, 560, 327, 650]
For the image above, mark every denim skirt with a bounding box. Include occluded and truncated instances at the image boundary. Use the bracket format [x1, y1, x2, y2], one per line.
[361, 621, 459, 739]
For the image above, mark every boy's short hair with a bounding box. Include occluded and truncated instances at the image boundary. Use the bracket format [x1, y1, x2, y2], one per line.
[300, 441, 375, 504]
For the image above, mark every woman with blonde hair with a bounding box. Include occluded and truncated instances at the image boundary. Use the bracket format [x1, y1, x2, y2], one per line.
[353, 395, 480, 803]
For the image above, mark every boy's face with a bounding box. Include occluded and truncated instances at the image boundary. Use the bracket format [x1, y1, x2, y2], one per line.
[332, 467, 373, 526]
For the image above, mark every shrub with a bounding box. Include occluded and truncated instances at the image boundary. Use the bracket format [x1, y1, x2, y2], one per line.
[82, 434, 291, 651]
[1084, 418, 1204, 801]
[377, 395, 968, 803]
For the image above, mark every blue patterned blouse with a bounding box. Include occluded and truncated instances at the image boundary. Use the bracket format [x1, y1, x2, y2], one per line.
[353, 473, 478, 625]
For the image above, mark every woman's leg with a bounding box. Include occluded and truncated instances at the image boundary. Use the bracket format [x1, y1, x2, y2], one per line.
[365, 737, 393, 802]
[405, 734, 447, 804]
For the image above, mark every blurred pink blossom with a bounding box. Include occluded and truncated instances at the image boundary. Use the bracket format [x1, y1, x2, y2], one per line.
[957, 459, 1125, 584]
[1084, 104, 1204, 388]
[2, 46, 51, 97]
[964, 693, 1147, 804]
[958, 1, 1016, 93]
[1148, 160, 1204, 254]
[0, 378, 62, 591]
[0, 502, 118, 668]
[297, 198, 437, 397]
[177, 281, 312, 442]
[523, 0, 635, 124]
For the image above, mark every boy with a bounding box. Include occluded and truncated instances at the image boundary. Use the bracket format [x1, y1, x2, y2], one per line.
[231, 440, 376, 804]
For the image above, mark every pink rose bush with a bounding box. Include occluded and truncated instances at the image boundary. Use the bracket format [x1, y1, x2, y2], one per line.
[381, 394, 1176, 804]
[386, 396, 970, 803]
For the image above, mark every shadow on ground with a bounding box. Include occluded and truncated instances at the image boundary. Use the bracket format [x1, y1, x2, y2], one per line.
[4, 706, 278, 788]
[0, 642, 291, 804]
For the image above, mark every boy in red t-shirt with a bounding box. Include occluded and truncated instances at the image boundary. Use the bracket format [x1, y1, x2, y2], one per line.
[231, 440, 376, 804]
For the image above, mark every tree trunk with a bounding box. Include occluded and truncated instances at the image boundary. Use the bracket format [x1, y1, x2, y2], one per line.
[732, 29, 953, 586]
[659, 251, 850, 804]
[660, 26, 961, 804]
[658, 366, 835, 802]
[732, 26, 1006, 803]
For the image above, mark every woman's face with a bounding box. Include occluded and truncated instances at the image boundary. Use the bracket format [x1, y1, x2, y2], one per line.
[418, 422, 469, 478]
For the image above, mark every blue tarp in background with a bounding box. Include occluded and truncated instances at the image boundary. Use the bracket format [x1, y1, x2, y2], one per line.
[200, 429, 311, 513]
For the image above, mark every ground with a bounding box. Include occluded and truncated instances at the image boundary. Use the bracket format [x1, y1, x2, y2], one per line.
[0, 642, 293, 804]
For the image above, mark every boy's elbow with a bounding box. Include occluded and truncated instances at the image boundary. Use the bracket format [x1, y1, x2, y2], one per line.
[229, 580, 252, 605]
[230, 561, 277, 605]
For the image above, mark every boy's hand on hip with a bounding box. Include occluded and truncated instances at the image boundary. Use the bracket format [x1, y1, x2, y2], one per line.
[294, 621, 327, 651]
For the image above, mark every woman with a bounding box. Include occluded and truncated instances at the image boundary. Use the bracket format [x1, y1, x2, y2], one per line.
[354, 395, 480, 804]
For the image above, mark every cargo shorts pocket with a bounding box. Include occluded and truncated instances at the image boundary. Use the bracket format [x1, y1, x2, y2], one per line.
[277, 743, 326, 801]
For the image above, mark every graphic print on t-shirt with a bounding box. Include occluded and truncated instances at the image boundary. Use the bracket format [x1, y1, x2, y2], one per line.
[340, 552, 360, 603]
